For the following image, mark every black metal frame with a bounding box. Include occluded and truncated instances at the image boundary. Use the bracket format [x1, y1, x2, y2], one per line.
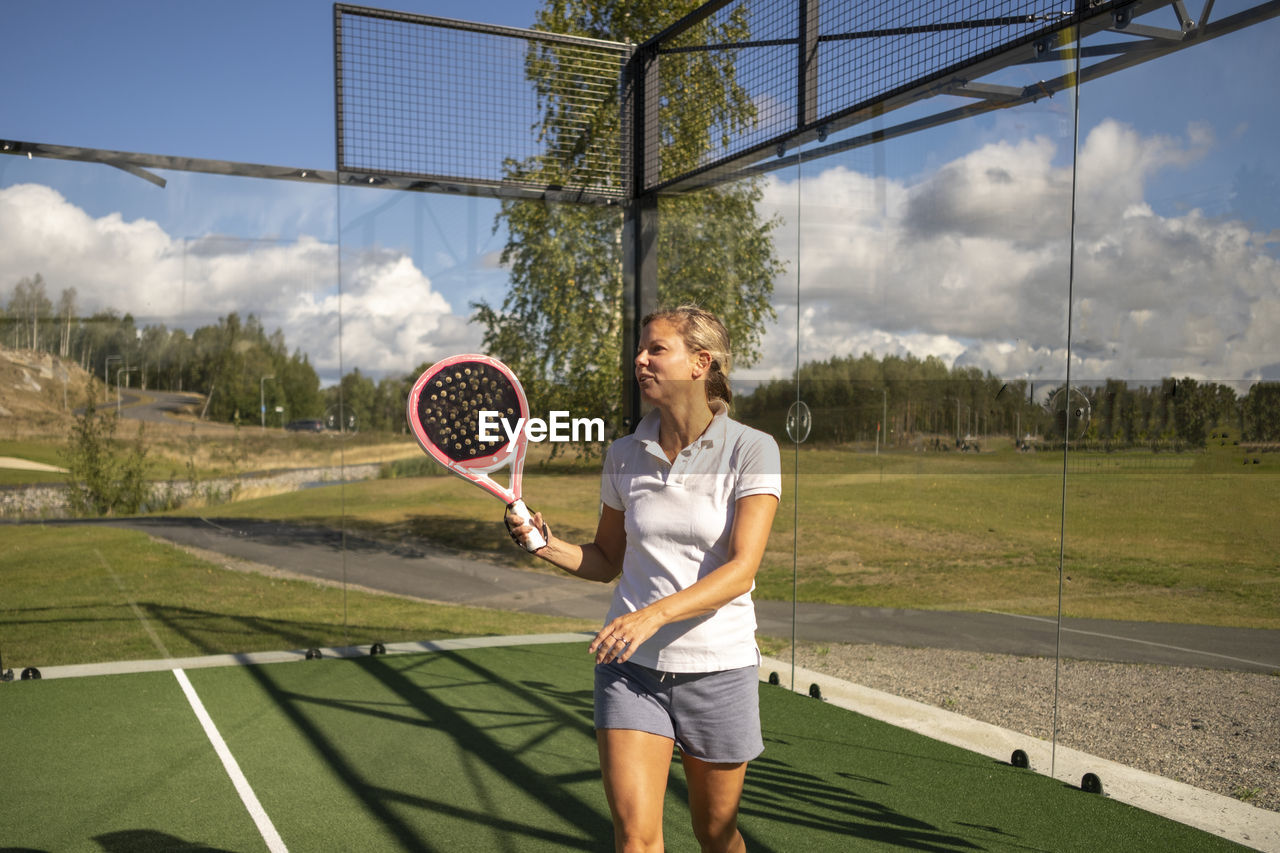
[617, 0, 1280, 424]
[630, 0, 1280, 195]
[696, 0, 1280, 186]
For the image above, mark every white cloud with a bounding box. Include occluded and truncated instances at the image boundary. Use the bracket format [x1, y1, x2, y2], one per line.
[755, 119, 1280, 385]
[4, 117, 1276, 391]
[0, 184, 481, 382]
[283, 250, 479, 376]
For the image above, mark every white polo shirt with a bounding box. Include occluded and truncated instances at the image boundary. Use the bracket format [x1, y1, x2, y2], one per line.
[599, 401, 781, 673]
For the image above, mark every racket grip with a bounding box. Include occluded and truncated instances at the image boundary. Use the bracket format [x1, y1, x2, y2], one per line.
[508, 499, 547, 552]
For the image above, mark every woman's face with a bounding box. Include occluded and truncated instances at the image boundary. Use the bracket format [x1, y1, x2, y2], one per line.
[635, 319, 704, 403]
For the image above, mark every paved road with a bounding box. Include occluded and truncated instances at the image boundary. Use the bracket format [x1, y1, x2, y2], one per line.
[79, 388, 226, 427]
[89, 516, 1280, 675]
[114, 388, 208, 423]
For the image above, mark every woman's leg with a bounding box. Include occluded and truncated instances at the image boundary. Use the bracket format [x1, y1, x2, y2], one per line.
[598, 728, 675, 853]
[681, 753, 749, 853]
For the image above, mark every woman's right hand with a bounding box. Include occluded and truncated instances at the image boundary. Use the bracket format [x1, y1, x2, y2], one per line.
[505, 505, 549, 553]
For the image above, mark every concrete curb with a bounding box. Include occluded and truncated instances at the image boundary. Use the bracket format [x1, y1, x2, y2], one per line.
[760, 655, 1279, 852]
[32, 632, 595, 680]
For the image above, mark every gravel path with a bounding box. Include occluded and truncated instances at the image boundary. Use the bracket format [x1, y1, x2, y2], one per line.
[779, 641, 1279, 813]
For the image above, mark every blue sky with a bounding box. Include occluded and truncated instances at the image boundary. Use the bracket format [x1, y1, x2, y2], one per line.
[2, 0, 543, 168]
[3, 1, 1278, 387]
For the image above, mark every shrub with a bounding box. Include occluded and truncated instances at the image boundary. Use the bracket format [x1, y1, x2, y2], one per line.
[64, 398, 149, 516]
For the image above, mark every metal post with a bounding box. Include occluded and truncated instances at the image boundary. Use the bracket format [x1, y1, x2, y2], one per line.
[880, 387, 887, 453]
[105, 355, 121, 402]
[115, 366, 136, 416]
[623, 46, 659, 434]
[798, 0, 820, 130]
[260, 376, 274, 429]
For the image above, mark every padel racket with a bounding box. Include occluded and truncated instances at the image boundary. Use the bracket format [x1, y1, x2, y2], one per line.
[406, 354, 546, 551]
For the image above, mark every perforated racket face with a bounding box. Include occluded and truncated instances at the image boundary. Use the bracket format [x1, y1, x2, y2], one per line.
[406, 355, 532, 504]
[415, 360, 520, 462]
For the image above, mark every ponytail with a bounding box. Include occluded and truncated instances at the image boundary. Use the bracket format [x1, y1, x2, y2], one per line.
[705, 359, 732, 406]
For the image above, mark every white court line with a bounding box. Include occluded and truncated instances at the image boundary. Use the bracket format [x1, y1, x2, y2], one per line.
[174, 669, 289, 853]
[96, 549, 171, 659]
[990, 610, 1278, 670]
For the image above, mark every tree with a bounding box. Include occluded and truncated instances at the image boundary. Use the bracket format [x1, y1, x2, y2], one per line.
[65, 397, 149, 517]
[138, 324, 171, 390]
[57, 287, 77, 358]
[335, 368, 376, 433]
[1244, 382, 1280, 442]
[7, 274, 52, 351]
[473, 0, 783, 440]
[278, 349, 323, 424]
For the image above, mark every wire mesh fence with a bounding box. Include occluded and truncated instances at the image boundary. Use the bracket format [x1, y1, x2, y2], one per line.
[638, 0, 1078, 191]
[335, 2, 1170, 198]
[335, 4, 631, 201]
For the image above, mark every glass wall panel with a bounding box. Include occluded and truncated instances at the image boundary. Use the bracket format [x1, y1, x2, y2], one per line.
[333, 185, 625, 646]
[0, 154, 356, 667]
[1063, 10, 1280, 810]
[659, 170, 802, 681]
[762, 28, 1080, 757]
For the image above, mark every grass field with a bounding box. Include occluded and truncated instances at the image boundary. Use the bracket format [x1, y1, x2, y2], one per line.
[762, 447, 1280, 626]
[0, 524, 595, 668]
[4, 439, 1277, 675]
[0, 428, 418, 487]
[174, 444, 1279, 629]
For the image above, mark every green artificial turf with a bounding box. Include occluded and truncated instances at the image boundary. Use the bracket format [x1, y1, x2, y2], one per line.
[0, 670, 271, 852]
[0, 643, 1251, 852]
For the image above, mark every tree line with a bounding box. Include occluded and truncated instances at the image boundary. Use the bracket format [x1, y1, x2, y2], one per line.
[8, 273, 1278, 448]
[2, 271, 442, 434]
[736, 352, 1280, 449]
[2, 273, 323, 427]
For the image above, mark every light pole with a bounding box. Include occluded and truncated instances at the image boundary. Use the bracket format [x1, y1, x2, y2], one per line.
[105, 355, 121, 402]
[116, 366, 137, 415]
[260, 376, 275, 429]
[876, 387, 885, 456]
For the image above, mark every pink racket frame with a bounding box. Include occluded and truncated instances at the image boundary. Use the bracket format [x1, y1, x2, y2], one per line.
[405, 353, 531, 506]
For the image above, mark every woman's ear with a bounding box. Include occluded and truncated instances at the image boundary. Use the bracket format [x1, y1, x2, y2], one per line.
[691, 350, 712, 378]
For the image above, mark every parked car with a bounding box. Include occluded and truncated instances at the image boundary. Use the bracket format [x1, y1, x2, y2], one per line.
[285, 418, 326, 433]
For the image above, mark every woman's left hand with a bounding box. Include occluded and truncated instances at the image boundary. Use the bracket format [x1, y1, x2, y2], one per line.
[589, 609, 662, 665]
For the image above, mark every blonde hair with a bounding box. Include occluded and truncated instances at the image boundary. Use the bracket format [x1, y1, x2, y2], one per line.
[642, 304, 733, 405]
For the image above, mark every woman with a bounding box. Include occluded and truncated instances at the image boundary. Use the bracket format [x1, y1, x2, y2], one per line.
[506, 305, 781, 853]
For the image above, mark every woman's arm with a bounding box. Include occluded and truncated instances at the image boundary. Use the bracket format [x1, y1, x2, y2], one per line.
[506, 503, 626, 584]
[590, 493, 779, 664]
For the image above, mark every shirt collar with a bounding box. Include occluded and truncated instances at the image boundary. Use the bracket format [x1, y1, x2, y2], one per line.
[635, 399, 729, 449]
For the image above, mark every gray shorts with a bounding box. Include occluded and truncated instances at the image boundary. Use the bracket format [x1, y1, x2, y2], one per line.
[593, 661, 764, 764]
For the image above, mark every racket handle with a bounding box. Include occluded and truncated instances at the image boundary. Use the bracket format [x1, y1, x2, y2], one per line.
[507, 499, 547, 552]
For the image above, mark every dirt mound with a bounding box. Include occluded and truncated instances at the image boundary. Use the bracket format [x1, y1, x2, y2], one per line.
[0, 346, 98, 437]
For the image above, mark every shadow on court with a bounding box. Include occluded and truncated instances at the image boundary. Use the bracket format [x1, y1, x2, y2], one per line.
[95, 830, 241, 852]
[212, 647, 992, 852]
[0, 644, 1251, 852]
